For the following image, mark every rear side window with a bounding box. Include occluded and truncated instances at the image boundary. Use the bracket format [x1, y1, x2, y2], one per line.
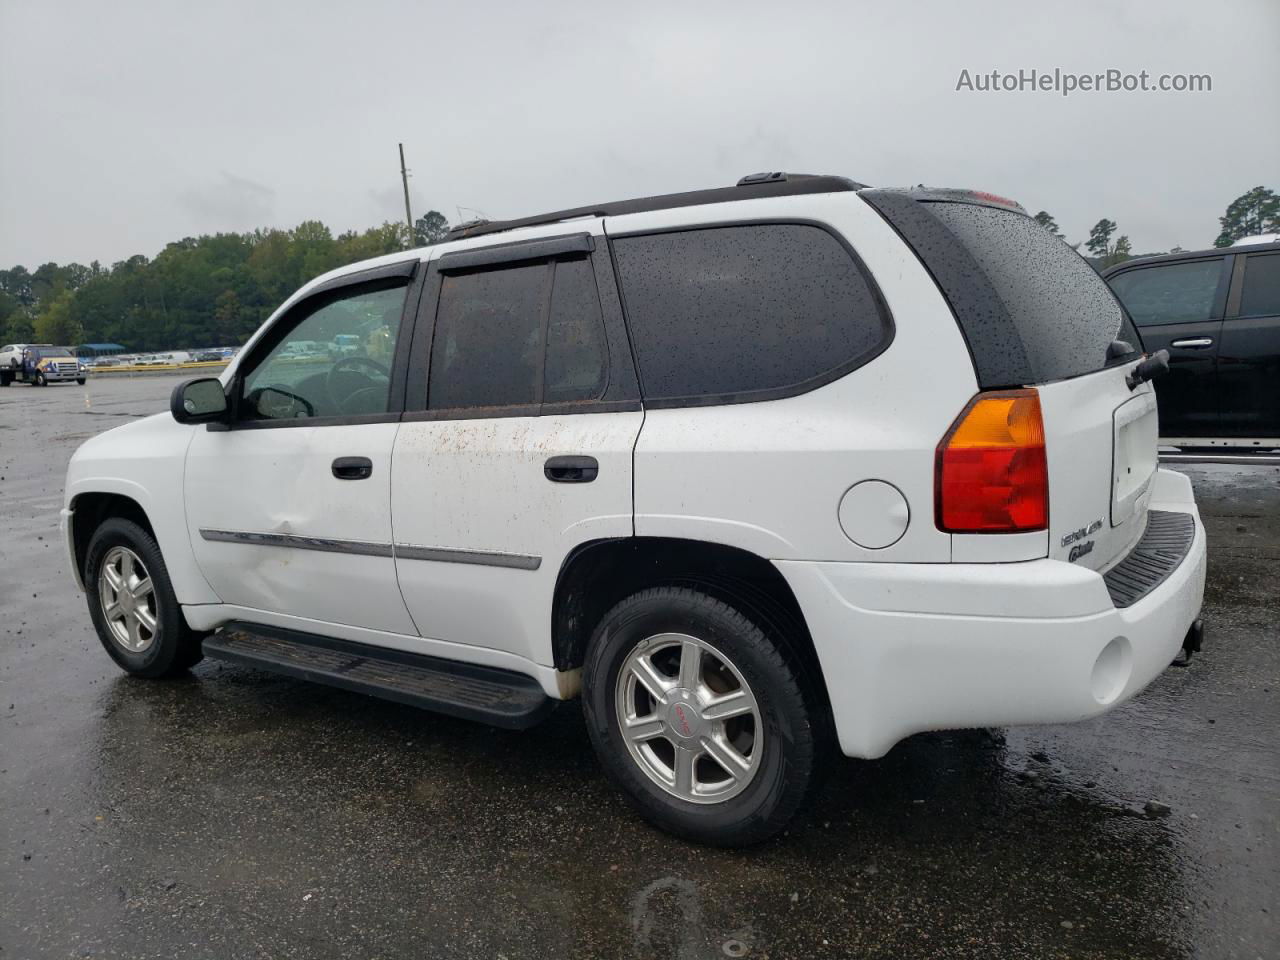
[1238, 253, 1280, 318]
[921, 201, 1138, 383]
[1108, 259, 1224, 326]
[544, 257, 607, 404]
[611, 224, 889, 403]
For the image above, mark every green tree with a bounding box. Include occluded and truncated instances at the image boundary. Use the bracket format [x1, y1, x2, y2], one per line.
[1086, 219, 1117, 259]
[1105, 235, 1133, 268]
[414, 210, 450, 246]
[212, 289, 245, 343]
[1032, 211, 1064, 239]
[1214, 187, 1279, 247]
[33, 290, 83, 345]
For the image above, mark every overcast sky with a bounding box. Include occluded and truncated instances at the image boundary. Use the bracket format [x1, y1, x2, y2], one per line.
[2, 0, 1277, 267]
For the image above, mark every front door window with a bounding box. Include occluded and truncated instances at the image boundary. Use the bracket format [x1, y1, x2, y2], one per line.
[240, 282, 408, 420]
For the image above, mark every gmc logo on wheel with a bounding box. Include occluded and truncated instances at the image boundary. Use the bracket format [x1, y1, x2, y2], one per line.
[673, 704, 692, 736]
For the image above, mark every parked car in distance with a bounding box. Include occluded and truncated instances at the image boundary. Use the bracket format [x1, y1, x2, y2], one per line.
[62, 173, 1207, 845]
[1104, 237, 1280, 448]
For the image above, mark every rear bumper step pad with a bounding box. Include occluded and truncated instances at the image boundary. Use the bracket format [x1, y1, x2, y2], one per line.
[203, 621, 555, 729]
[1102, 510, 1196, 609]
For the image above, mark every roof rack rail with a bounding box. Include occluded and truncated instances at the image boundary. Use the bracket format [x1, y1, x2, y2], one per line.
[445, 173, 865, 241]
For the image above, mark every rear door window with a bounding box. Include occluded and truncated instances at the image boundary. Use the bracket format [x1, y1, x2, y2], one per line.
[1108, 259, 1226, 326]
[427, 256, 610, 411]
[429, 263, 546, 410]
[611, 224, 889, 404]
[1237, 253, 1280, 318]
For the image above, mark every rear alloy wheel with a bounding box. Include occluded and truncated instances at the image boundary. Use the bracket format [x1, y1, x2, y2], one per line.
[615, 633, 763, 804]
[583, 587, 820, 846]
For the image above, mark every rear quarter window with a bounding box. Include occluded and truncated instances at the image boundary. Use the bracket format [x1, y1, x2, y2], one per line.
[611, 223, 890, 405]
[1238, 252, 1280, 318]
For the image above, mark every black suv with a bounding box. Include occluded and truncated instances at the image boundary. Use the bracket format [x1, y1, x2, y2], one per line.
[1104, 239, 1280, 446]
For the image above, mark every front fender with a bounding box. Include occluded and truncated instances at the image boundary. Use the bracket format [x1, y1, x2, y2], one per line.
[64, 415, 220, 605]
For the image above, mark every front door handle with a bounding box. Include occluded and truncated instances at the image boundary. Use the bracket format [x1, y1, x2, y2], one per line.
[332, 456, 373, 480]
[1170, 337, 1214, 349]
[545, 455, 598, 483]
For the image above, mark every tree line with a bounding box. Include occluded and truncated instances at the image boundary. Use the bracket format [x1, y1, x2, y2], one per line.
[1032, 185, 1278, 270]
[0, 211, 449, 352]
[2, 188, 1277, 353]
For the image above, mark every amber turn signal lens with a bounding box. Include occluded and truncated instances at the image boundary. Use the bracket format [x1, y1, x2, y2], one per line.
[936, 389, 1048, 533]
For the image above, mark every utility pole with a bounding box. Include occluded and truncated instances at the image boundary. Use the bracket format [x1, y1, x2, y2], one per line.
[399, 143, 414, 248]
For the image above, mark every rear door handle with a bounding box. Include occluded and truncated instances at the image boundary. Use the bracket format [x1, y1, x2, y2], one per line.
[332, 456, 373, 480]
[1170, 337, 1214, 349]
[545, 455, 598, 483]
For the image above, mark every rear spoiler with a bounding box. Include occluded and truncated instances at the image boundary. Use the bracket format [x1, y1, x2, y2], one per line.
[860, 186, 1029, 216]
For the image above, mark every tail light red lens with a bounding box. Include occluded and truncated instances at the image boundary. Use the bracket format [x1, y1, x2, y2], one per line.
[936, 389, 1048, 533]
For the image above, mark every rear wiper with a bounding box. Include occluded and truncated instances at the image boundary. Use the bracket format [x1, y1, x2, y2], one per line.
[1107, 339, 1136, 362]
[1126, 349, 1170, 391]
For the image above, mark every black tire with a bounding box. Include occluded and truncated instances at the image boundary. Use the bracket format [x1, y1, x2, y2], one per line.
[0, 373, 9, 387]
[34, 371, 46, 386]
[582, 586, 820, 846]
[84, 518, 204, 677]
[77, 377, 86, 385]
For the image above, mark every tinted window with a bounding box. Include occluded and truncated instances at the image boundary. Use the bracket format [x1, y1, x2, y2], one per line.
[429, 263, 546, 409]
[545, 257, 607, 404]
[241, 282, 407, 420]
[920, 201, 1138, 381]
[1238, 253, 1280, 318]
[612, 224, 887, 402]
[1108, 259, 1224, 327]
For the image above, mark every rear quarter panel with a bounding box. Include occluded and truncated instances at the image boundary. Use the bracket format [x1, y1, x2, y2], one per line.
[619, 193, 978, 562]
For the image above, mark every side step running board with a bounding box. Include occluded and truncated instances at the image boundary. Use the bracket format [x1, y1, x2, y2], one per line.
[203, 621, 556, 729]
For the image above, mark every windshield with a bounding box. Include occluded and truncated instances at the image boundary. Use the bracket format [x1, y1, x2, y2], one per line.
[40, 348, 74, 358]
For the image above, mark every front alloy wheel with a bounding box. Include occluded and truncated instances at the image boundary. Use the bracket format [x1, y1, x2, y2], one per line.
[98, 545, 159, 652]
[84, 517, 204, 677]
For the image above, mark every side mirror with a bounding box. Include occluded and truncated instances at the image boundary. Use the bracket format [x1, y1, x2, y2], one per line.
[171, 377, 229, 424]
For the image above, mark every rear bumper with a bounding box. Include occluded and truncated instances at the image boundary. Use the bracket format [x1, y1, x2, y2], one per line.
[778, 469, 1207, 758]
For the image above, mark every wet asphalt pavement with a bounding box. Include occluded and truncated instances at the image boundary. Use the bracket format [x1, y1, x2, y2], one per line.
[1, 375, 1277, 960]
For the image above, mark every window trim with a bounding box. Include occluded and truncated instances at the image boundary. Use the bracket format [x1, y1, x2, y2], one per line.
[401, 239, 637, 422]
[219, 261, 422, 431]
[1226, 251, 1280, 320]
[1105, 254, 1232, 329]
[605, 218, 895, 410]
[437, 233, 594, 273]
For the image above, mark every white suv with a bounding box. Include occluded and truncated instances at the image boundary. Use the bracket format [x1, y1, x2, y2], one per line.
[62, 174, 1207, 845]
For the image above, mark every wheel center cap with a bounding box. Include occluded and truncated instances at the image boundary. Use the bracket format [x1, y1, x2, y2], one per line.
[119, 591, 134, 614]
[664, 694, 704, 741]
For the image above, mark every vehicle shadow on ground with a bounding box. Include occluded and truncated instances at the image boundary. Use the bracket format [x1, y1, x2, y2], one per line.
[86, 664, 1193, 959]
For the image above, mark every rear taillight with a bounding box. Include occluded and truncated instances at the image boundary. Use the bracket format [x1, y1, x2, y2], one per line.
[936, 389, 1048, 533]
